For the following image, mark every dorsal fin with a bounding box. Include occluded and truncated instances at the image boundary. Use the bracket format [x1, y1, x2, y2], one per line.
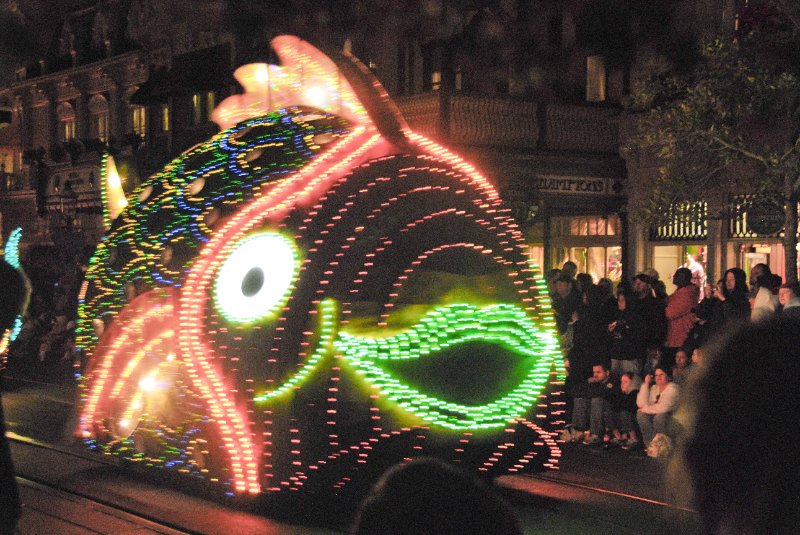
[100, 153, 128, 228]
[212, 35, 411, 150]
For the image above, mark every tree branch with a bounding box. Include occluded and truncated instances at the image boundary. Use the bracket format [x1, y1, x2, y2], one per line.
[710, 134, 769, 166]
[779, 133, 800, 163]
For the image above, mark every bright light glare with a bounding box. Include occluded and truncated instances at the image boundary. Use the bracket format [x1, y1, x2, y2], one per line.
[139, 375, 158, 392]
[214, 232, 299, 323]
[254, 64, 270, 83]
[305, 85, 327, 107]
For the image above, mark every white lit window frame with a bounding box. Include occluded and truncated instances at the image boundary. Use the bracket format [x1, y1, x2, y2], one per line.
[586, 55, 606, 103]
[132, 105, 147, 140]
[205, 91, 216, 118]
[192, 93, 202, 125]
[57, 102, 77, 142]
[161, 103, 170, 132]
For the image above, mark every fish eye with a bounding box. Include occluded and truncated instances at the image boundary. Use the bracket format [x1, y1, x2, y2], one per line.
[213, 231, 300, 323]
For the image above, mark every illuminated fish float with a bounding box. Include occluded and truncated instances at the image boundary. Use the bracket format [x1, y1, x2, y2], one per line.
[76, 36, 563, 497]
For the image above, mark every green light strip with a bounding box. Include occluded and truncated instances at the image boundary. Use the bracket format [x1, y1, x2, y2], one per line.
[4, 227, 22, 269]
[254, 299, 337, 402]
[3, 227, 24, 343]
[99, 152, 111, 229]
[334, 303, 559, 430]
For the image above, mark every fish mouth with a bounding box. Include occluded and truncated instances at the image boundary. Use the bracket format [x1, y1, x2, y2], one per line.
[334, 303, 559, 430]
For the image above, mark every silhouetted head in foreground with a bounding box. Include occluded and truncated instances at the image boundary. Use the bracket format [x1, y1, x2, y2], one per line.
[0, 259, 28, 332]
[0, 260, 30, 535]
[352, 457, 523, 535]
[680, 316, 800, 534]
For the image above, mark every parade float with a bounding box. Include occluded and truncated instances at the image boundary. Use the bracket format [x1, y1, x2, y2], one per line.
[0, 228, 24, 367]
[76, 36, 563, 498]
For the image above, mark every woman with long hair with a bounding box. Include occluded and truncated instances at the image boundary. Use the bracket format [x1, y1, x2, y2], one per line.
[719, 267, 750, 323]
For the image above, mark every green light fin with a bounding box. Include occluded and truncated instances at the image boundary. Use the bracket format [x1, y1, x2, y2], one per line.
[334, 303, 559, 430]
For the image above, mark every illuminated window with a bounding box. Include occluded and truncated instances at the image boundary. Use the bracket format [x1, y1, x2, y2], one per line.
[205, 91, 216, 117]
[431, 71, 442, 92]
[551, 215, 619, 237]
[132, 105, 147, 140]
[89, 94, 109, 142]
[554, 246, 622, 283]
[586, 55, 606, 103]
[161, 103, 170, 132]
[192, 93, 202, 125]
[57, 102, 76, 142]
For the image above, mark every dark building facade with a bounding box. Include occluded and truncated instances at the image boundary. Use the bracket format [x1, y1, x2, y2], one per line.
[2, 0, 783, 288]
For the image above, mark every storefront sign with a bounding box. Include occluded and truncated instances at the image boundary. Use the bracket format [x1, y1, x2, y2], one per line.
[747, 199, 784, 236]
[532, 175, 612, 195]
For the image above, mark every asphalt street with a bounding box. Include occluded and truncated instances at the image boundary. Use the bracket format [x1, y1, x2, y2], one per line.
[2, 376, 701, 534]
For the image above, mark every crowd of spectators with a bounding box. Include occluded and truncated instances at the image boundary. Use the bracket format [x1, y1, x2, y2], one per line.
[551, 260, 797, 458]
[3, 245, 86, 381]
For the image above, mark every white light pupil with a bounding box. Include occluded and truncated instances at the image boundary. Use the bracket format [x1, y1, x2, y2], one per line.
[215, 233, 298, 323]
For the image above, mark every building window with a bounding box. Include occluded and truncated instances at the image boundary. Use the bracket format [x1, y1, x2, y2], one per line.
[161, 103, 170, 132]
[431, 71, 442, 92]
[551, 215, 619, 237]
[422, 42, 444, 92]
[191, 93, 201, 125]
[96, 112, 109, 142]
[205, 91, 216, 117]
[132, 105, 147, 140]
[57, 102, 76, 142]
[88, 94, 109, 142]
[586, 55, 606, 103]
[554, 246, 622, 283]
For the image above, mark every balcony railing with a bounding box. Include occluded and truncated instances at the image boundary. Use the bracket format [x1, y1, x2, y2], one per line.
[396, 93, 620, 154]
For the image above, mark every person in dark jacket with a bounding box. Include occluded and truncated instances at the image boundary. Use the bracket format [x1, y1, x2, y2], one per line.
[608, 288, 647, 378]
[566, 286, 612, 381]
[564, 285, 612, 424]
[551, 273, 581, 342]
[610, 371, 640, 449]
[1, 260, 30, 534]
[720, 267, 750, 323]
[687, 280, 722, 349]
[569, 362, 615, 445]
[631, 273, 667, 373]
